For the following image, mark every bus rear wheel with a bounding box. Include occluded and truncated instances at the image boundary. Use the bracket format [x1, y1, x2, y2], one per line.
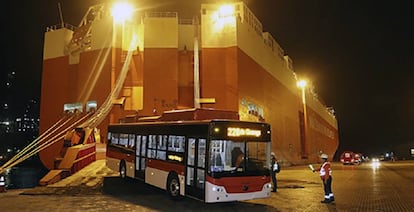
[167, 173, 181, 200]
[119, 161, 127, 179]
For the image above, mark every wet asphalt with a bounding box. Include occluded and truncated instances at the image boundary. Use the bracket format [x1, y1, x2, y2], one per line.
[1, 160, 414, 211]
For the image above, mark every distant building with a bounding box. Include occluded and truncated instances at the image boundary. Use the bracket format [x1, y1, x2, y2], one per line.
[0, 99, 39, 134]
[0, 119, 12, 134]
[392, 142, 414, 160]
[15, 99, 39, 133]
[0, 99, 39, 157]
[0, 69, 15, 133]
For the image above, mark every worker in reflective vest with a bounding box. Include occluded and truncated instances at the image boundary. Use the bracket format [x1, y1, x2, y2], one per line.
[313, 153, 334, 203]
[0, 175, 5, 192]
[270, 152, 280, 192]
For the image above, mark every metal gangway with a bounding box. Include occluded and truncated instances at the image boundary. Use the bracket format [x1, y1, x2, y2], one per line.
[0, 18, 137, 175]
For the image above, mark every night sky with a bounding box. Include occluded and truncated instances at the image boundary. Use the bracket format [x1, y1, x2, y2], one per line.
[1, 0, 413, 156]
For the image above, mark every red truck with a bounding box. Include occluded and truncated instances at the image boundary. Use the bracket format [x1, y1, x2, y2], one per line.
[340, 151, 355, 165]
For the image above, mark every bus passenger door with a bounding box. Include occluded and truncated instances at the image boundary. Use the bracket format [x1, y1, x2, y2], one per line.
[135, 135, 147, 179]
[186, 138, 206, 200]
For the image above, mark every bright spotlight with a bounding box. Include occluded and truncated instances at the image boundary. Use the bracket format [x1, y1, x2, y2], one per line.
[297, 80, 307, 88]
[211, 4, 236, 32]
[371, 158, 380, 169]
[111, 2, 134, 22]
[218, 4, 235, 18]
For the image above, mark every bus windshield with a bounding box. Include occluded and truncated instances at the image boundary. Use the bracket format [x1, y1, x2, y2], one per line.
[209, 139, 269, 177]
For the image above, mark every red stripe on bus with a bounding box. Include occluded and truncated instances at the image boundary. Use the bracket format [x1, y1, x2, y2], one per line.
[206, 175, 270, 193]
[147, 159, 185, 175]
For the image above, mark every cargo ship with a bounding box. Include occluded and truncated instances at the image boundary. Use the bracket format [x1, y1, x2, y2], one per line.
[39, 1, 338, 178]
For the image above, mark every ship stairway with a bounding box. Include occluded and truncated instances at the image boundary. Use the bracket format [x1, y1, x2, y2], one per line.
[0, 111, 92, 175]
[38, 170, 70, 186]
[39, 142, 96, 186]
[1, 13, 137, 186]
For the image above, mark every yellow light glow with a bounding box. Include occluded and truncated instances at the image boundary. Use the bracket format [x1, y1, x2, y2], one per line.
[168, 155, 183, 162]
[227, 127, 261, 137]
[211, 4, 236, 32]
[111, 2, 134, 22]
[297, 80, 307, 88]
[218, 4, 235, 18]
[371, 158, 380, 169]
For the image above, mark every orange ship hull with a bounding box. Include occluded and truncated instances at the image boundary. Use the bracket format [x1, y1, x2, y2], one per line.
[39, 2, 338, 169]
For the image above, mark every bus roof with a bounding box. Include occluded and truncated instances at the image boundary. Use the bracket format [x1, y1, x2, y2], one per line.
[110, 119, 270, 127]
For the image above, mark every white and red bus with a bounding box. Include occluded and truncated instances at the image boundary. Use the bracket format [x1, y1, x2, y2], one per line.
[106, 120, 272, 202]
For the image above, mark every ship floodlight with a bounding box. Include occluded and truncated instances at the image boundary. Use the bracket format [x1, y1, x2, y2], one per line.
[211, 4, 236, 32]
[111, 2, 134, 22]
[297, 80, 307, 88]
[218, 4, 235, 18]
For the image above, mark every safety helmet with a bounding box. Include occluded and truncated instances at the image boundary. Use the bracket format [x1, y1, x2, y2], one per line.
[320, 153, 328, 159]
[271, 152, 276, 157]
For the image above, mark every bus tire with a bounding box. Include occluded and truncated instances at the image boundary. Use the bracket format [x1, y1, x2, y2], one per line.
[119, 160, 127, 179]
[167, 173, 182, 200]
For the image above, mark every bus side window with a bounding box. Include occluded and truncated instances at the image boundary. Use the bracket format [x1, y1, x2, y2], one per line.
[158, 135, 167, 150]
[136, 135, 141, 156]
[128, 134, 135, 148]
[187, 138, 195, 166]
[177, 136, 185, 152]
[148, 150, 156, 158]
[147, 135, 157, 159]
[111, 133, 119, 145]
[107, 132, 112, 143]
[157, 151, 166, 160]
[198, 139, 206, 168]
[119, 134, 128, 147]
[141, 136, 147, 156]
[149, 135, 156, 148]
[168, 135, 175, 151]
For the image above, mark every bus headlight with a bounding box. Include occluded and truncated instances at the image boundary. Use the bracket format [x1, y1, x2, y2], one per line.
[212, 185, 227, 193]
[265, 183, 272, 189]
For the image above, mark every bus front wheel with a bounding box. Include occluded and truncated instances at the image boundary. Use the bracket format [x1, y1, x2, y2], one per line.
[167, 173, 181, 200]
[119, 161, 127, 179]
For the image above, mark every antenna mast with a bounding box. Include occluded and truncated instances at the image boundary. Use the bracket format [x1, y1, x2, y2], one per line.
[58, 2, 65, 27]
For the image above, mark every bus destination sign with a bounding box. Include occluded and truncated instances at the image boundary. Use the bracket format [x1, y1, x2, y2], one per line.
[227, 127, 261, 137]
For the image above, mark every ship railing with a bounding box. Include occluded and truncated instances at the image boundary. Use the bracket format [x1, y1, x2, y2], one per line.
[179, 19, 193, 25]
[309, 92, 336, 118]
[241, 4, 263, 36]
[145, 11, 178, 18]
[46, 23, 77, 32]
[78, 4, 107, 28]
